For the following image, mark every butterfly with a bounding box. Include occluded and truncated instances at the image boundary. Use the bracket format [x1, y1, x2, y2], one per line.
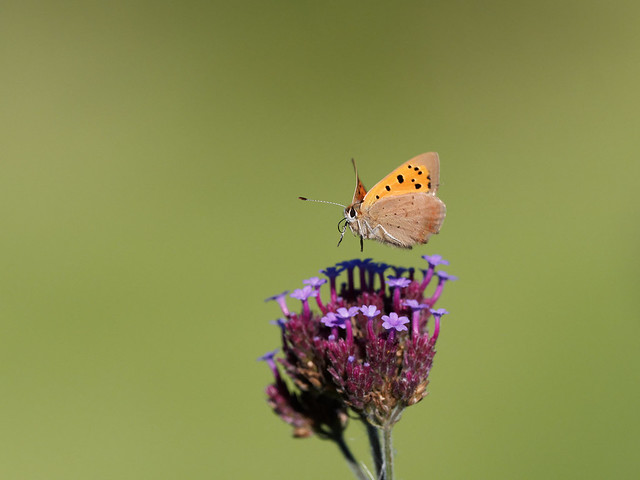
[301, 152, 446, 250]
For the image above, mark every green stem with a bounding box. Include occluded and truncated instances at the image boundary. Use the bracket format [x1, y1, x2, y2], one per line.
[381, 424, 394, 480]
[335, 433, 370, 480]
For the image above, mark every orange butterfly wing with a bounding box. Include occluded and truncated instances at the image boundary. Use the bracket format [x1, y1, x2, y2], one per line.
[362, 152, 440, 208]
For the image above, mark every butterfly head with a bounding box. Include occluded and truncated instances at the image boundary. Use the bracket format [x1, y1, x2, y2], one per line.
[344, 203, 359, 223]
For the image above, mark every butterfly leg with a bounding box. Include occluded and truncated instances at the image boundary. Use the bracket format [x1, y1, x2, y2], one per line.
[365, 220, 405, 247]
[337, 219, 348, 247]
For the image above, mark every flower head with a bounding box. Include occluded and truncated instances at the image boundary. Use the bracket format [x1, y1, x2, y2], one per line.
[262, 254, 455, 431]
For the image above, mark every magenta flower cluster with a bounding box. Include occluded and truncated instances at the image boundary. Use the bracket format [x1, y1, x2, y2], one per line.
[261, 254, 455, 438]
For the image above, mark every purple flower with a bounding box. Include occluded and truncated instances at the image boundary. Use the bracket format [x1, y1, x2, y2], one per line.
[258, 348, 281, 378]
[403, 299, 429, 310]
[303, 277, 327, 288]
[371, 262, 389, 274]
[387, 276, 412, 288]
[320, 266, 344, 304]
[403, 299, 429, 336]
[290, 285, 318, 301]
[262, 253, 454, 441]
[269, 318, 287, 330]
[320, 266, 343, 279]
[257, 348, 279, 363]
[357, 258, 374, 268]
[265, 290, 290, 317]
[360, 305, 381, 318]
[335, 306, 359, 319]
[422, 254, 450, 267]
[321, 312, 346, 328]
[427, 271, 457, 305]
[436, 271, 458, 282]
[381, 312, 410, 332]
[429, 309, 448, 344]
[336, 259, 359, 270]
[391, 266, 408, 277]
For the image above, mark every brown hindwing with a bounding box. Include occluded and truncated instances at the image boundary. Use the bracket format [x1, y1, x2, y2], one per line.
[362, 193, 446, 247]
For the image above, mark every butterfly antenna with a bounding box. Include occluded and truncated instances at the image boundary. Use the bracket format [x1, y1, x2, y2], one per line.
[298, 197, 346, 209]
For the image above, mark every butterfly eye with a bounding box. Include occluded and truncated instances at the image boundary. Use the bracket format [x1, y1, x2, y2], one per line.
[348, 207, 357, 218]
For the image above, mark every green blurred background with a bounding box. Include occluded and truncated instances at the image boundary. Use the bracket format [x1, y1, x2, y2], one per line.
[1, 1, 638, 479]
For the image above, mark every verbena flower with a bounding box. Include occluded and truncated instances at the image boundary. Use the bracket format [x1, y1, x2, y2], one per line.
[381, 312, 410, 332]
[260, 254, 455, 479]
[259, 255, 456, 480]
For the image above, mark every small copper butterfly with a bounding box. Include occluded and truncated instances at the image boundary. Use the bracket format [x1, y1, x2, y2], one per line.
[300, 152, 446, 250]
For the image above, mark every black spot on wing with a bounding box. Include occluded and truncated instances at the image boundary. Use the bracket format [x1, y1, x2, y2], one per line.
[385, 185, 391, 191]
[397, 174, 404, 183]
[415, 183, 422, 189]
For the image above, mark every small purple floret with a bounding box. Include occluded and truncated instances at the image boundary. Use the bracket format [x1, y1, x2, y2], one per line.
[403, 299, 429, 310]
[265, 290, 291, 316]
[265, 291, 289, 302]
[360, 305, 381, 318]
[303, 277, 327, 288]
[290, 285, 318, 301]
[381, 312, 410, 332]
[337, 259, 359, 270]
[387, 276, 411, 288]
[372, 263, 389, 274]
[391, 266, 408, 277]
[320, 266, 343, 279]
[336, 306, 359, 319]
[422, 254, 450, 267]
[321, 312, 346, 329]
[436, 271, 458, 282]
[257, 349, 279, 362]
[269, 318, 287, 330]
